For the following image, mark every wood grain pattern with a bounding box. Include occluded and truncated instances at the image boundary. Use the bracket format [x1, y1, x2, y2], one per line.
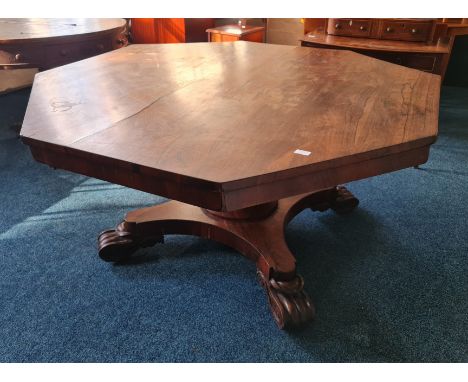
[21, 42, 439, 211]
[131, 18, 185, 43]
[301, 38, 446, 75]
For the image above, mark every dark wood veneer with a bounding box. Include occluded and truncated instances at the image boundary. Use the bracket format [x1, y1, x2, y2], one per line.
[20, 42, 440, 329]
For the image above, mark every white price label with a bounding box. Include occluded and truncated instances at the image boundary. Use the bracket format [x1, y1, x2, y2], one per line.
[294, 149, 311, 156]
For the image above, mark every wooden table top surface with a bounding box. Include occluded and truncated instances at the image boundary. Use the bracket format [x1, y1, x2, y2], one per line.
[21, 42, 440, 209]
[0, 18, 126, 44]
[301, 32, 451, 53]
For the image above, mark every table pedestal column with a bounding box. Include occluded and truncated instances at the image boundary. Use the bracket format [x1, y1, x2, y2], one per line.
[98, 185, 359, 329]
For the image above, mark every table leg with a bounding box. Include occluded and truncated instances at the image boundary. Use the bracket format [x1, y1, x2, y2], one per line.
[98, 185, 359, 329]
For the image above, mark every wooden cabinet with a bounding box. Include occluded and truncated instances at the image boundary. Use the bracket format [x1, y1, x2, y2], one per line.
[206, 25, 265, 42]
[327, 18, 437, 43]
[300, 35, 448, 75]
[380, 19, 436, 42]
[327, 19, 372, 38]
[130, 19, 214, 43]
[301, 18, 450, 76]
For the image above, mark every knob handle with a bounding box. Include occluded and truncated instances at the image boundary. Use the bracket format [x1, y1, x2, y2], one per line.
[335, 23, 341, 29]
[14, 53, 22, 61]
[386, 27, 393, 32]
[411, 28, 417, 34]
[360, 26, 366, 31]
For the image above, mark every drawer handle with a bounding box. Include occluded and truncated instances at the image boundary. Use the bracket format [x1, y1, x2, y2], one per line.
[359, 26, 366, 31]
[386, 27, 393, 32]
[335, 23, 341, 29]
[14, 53, 23, 62]
[411, 28, 418, 34]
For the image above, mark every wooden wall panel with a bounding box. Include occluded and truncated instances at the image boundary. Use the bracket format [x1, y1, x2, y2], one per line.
[131, 18, 186, 43]
[131, 18, 215, 43]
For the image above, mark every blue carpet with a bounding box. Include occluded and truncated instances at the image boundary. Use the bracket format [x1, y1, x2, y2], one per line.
[0, 86, 467, 362]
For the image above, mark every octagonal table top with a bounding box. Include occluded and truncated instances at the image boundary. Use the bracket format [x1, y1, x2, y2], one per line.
[21, 42, 440, 211]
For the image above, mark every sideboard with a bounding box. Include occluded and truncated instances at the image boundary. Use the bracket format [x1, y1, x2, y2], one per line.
[301, 18, 457, 78]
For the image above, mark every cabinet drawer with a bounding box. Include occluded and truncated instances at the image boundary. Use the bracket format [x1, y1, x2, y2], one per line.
[405, 54, 437, 72]
[381, 20, 434, 42]
[327, 19, 371, 38]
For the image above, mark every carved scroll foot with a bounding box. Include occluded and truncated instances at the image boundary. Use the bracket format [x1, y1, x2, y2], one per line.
[97, 185, 357, 329]
[98, 221, 163, 262]
[258, 272, 316, 329]
[307, 186, 359, 215]
[331, 186, 359, 214]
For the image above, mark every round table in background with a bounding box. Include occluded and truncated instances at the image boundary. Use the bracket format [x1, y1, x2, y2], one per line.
[0, 18, 128, 94]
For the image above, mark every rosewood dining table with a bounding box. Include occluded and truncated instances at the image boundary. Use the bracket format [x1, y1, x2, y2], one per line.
[20, 42, 440, 329]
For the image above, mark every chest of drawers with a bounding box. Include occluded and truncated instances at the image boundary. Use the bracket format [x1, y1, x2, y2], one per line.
[327, 18, 437, 43]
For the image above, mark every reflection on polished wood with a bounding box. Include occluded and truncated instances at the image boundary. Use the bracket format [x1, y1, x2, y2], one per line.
[0, 68, 37, 94]
[21, 42, 439, 329]
[21, 43, 439, 211]
[301, 32, 450, 53]
[206, 24, 265, 42]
